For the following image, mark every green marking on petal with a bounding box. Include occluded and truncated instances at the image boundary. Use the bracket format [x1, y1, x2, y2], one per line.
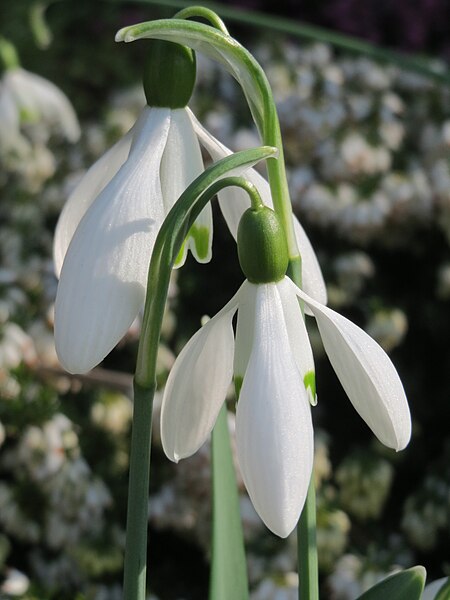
[234, 375, 243, 400]
[190, 225, 210, 261]
[19, 107, 39, 124]
[304, 370, 317, 406]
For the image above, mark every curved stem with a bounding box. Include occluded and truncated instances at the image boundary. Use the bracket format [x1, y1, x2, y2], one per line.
[114, 0, 450, 86]
[0, 37, 20, 71]
[174, 5, 229, 34]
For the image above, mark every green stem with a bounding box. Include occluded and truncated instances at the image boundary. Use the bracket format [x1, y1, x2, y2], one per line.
[174, 5, 229, 34]
[123, 381, 155, 600]
[210, 405, 249, 600]
[298, 477, 318, 600]
[0, 37, 20, 71]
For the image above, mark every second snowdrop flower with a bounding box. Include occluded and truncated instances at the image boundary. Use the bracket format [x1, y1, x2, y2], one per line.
[161, 204, 411, 538]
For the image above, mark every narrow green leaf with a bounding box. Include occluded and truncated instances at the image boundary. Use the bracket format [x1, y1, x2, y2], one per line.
[210, 405, 249, 600]
[356, 566, 426, 600]
[435, 577, 450, 600]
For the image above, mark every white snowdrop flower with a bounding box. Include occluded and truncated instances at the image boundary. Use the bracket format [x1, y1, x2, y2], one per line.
[1, 568, 30, 596]
[54, 43, 326, 375]
[161, 206, 410, 537]
[0, 61, 80, 155]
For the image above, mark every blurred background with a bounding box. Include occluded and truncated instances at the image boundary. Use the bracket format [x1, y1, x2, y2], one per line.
[0, 1, 449, 598]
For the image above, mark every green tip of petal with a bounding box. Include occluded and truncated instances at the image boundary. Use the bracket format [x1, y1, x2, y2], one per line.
[190, 225, 210, 261]
[304, 370, 317, 406]
[234, 375, 243, 400]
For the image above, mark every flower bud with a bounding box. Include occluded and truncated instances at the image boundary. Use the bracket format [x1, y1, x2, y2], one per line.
[143, 40, 196, 109]
[237, 206, 288, 283]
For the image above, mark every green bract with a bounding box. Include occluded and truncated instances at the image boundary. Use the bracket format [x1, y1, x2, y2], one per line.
[237, 206, 288, 284]
[143, 40, 196, 108]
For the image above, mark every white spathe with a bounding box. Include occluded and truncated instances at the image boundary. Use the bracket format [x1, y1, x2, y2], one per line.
[54, 105, 326, 374]
[0, 67, 80, 154]
[161, 276, 411, 536]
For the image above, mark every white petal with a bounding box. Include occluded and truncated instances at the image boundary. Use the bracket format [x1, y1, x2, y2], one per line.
[161, 287, 242, 462]
[160, 108, 212, 265]
[54, 107, 171, 374]
[277, 277, 316, 405]
[190, 109, 327, 305]
[422, 578, 448, 600]
[236, 283, 314, 538]
[7, 68, 80, 141]
[53, 127, 134, 277]
[233, 281, 257, 382]
[293, 283, 411, 451]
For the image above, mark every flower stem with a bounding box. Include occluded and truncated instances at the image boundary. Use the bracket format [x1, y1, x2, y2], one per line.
[298, 477, 318, 600]
[174, 6, 229, 34]
[256, 41, 319, 600]
[123, 381, 155, 600]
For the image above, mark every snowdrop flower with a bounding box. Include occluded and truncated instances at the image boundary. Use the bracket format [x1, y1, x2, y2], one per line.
[0, 38, 80, 155]
[161, 205, 411, 537]
[54, 41, 325, 374]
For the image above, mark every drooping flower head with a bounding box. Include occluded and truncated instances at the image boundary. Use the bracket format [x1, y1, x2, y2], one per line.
[161, 203, 411, 537]
[0, 37, 80, 157]
[54, 40, 326, 374]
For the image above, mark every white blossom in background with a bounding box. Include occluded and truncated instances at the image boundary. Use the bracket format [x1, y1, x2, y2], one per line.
[250, 572, 298, 600]
[0, 67, 80, 157]
[0, 568, 30, 596]
[336, 453, 394, 520]
[327, 554, 400, 600]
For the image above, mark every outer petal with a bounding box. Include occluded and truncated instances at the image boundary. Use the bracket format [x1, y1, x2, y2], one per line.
[189, 109, 327, 305]
[54, 107, 171, 374]
[53, 127, 134, 276]
[236, 283, 314, 538]
[160, 108, 212, 266]
[292, 281, 411, 451]
[161, 286, 242, 462]
[277, 277, 316, 405]
[6, 68, 80, 141]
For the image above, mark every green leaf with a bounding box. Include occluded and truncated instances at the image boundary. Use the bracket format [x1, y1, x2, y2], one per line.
[356, 566, 426, 600]
[116, 19, 272, 137]
[210, 405, 249, 600]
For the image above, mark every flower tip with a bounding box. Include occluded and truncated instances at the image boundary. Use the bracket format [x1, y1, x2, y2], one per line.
[114, 28, 127, 42]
